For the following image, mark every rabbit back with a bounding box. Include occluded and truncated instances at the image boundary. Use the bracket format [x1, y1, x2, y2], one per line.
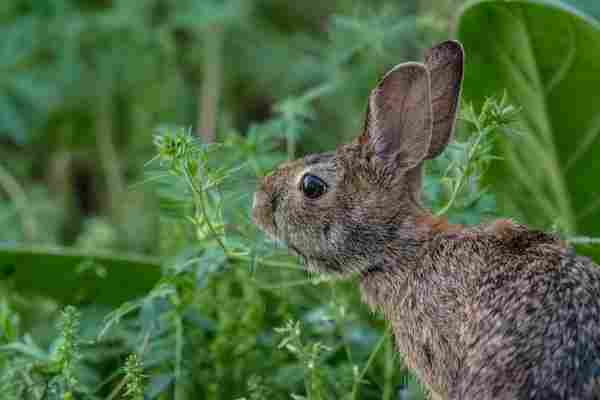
[361, 223, 600, 400]
[457, 230, 600, 399]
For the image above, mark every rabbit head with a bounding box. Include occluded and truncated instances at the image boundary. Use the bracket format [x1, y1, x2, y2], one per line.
[252, 41, 464, 276]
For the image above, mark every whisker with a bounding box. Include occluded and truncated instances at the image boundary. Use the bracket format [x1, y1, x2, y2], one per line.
[254, 262, 303, 271]
[567, 236, 600, 245]
[253, 277, 321, 290]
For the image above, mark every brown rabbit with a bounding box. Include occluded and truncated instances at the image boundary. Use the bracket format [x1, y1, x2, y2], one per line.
[252, 40, 600, 400]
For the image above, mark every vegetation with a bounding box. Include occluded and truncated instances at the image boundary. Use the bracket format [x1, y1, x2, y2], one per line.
[0, 0, 598, 399]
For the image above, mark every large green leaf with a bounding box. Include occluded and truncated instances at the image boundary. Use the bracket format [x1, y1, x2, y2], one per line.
[0, 245, 161, 306]
[563, 0, 600, 18]
[457, 0, 600, 256]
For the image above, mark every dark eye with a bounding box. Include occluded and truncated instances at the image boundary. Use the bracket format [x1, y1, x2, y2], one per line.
[301, 174, 327, 199]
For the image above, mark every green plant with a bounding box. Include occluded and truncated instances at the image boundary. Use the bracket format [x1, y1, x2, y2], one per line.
[275, 320, 332, 400]
[4, 1, 598, 399]
[55, 306, 82, 397]
[0, 305, 87, 400]
[122, 353, 145, 400]
[457, 0, 600, 260]
[433, 94, 520, 218]
[0, 94, 507, 398]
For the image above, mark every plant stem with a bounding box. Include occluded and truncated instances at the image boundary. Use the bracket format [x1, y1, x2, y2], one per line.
[96, 95, 125, 222]
[567, 236, 600, 245]
[174, 314, 184, 400]
[200, 189, 228, 253]
[436, 126, 487, 216]
[382, 333, 394, 400]
[330, 284, 354, 364]
[184, 168, 228, 255]
[198, 24, 223, 142]
[105, 376, 127, 400]
[351, 327, 390, 400]
[305, 375, 313, 400]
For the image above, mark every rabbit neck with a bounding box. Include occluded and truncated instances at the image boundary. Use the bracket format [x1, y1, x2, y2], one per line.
[358, 212, 467, 398]
[358, 212, 465, 310]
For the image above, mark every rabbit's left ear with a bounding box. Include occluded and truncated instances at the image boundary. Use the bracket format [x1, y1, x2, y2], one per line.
[423, 40, 464, 159]
[360, 62, 433, 171]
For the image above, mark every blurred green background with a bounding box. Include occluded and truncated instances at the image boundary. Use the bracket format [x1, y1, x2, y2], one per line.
[1, 0, 599, 399]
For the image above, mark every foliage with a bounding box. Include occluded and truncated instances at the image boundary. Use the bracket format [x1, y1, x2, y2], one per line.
[564, 0, 600, 18]
[0, 104, 510, 398]
[0, 245, 160, 305]
[431, 94, 520, 219]
[457, 0, 600, 260]
[0, 305, 86, 399]
[0, 0, 598, 399]
[123, 353, 145, 400]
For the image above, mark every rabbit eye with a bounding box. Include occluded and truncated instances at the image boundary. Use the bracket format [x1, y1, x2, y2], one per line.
[301, 174, 327, 199]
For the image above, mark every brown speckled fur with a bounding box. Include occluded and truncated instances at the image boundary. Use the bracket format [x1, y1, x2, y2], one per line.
[252, 41, 600, 399]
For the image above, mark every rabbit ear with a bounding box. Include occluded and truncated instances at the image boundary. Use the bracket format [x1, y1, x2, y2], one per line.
[423, 40, 464, 159]
[360, 62, 433, 171]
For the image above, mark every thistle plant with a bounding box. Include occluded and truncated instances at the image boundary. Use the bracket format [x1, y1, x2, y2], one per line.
[432, 94, 520, 218]
[0, 306, 84, 399]
[123, 353, 145, 400]
[152, 128, 228, 253]
[54, 305, 82, 399]
[236, 375, 272, 400]
[275, 320, 332, 400]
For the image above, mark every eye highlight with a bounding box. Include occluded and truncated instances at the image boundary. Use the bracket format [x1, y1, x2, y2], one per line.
[301, 174, 327, 199]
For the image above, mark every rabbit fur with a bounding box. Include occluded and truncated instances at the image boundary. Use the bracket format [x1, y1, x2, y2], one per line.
[252, 40, 600, 400]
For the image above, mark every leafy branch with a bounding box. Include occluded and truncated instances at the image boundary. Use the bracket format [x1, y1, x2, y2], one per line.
[435, 94, 519, 216]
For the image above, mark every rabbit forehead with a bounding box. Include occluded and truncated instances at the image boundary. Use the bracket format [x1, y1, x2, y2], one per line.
[266, 152, 335, 188]
[261, 154, 336, 201]
[263, 158, 306, 190]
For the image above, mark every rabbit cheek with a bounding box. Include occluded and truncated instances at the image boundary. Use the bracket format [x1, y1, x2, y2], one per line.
[251, 192, 274, 237]
[280, 202, 338, 271]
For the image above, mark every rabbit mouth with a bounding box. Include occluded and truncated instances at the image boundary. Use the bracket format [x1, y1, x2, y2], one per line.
[287, 244, 324, 271]
[287, 245, 346, 275]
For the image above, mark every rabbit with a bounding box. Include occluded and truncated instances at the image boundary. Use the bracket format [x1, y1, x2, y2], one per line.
[252, 40, 600, 400]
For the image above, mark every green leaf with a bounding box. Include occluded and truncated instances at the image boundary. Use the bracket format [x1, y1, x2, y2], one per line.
[457, 0, 600, 255]
[563, 0, 600, 18]
[0, 245, 161, 306]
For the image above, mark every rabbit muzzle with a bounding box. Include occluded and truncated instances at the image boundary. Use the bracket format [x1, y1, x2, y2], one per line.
[251, 189, 273, 235]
